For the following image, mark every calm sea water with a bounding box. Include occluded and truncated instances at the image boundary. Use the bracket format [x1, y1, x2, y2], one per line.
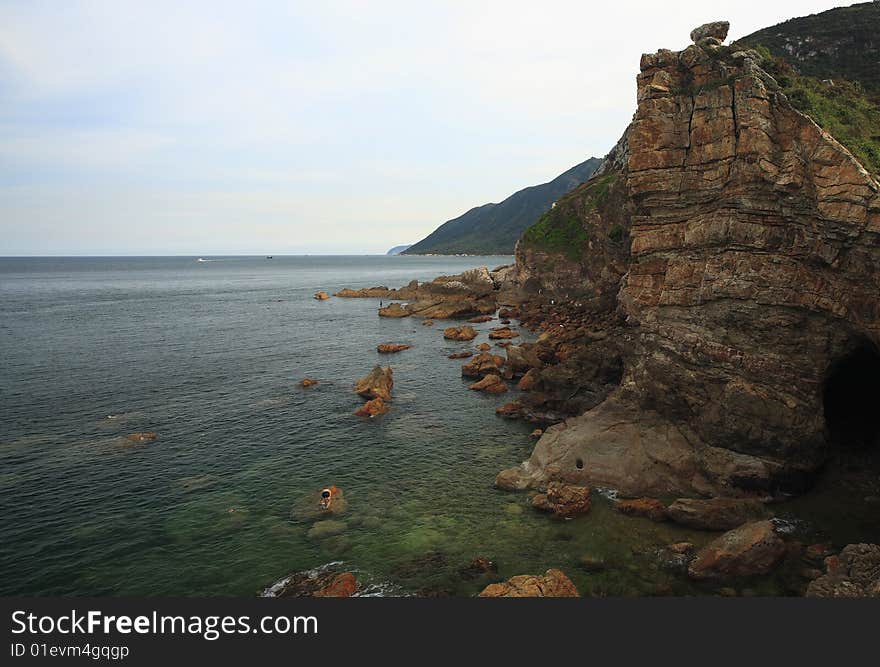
[1, 255, 878, 597]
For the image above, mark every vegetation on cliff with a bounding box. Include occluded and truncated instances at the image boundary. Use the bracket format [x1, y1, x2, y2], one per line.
[520, 170, 628, 261]
[737, 2, 879, 98]
[736, 2, 880, 176]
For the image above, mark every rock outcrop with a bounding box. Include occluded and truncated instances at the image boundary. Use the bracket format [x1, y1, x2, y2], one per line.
[478, 569, 579, 597]
[806, 543, 880, 597]
[500, 21, 880, 498]
[338, 267, 509, 321]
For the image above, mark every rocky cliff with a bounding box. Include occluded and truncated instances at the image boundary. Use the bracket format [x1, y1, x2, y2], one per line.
[501, 21, 880, 498]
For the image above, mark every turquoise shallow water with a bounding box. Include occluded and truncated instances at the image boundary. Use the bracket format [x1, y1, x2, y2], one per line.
[1, 255, 878, 597]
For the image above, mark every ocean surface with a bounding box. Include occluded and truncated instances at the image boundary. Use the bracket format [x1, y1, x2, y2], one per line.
[2, 255, 878, 597]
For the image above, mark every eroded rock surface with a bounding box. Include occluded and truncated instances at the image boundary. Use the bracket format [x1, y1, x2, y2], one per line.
[530, 482, 592, 517]
[806, 543, 880, 597]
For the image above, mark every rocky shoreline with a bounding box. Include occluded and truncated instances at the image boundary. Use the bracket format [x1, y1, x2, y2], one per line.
[277, 19, 880, 598]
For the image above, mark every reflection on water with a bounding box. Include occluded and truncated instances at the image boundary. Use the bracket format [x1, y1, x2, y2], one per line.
[1, 256, 878, 597]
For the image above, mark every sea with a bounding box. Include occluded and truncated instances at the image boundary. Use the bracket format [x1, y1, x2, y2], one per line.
[2, 255, 878, 597]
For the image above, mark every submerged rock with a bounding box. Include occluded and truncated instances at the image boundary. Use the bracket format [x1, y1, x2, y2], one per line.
[666, 497, 768, 531]
[300, 378, 319, 387]
[531, 482, 592, 517]
[377, 343, 411, 354]
[443, 325, 478, 341]
[355, 365, 393, 401]
[467, 315, 494, 323]
[688, 520, 785, 580]
[459, 556, 498, 580]
[477, 343, 491, 352]
[125, 432, 157, 443]
[615, 497, 667, 522]
[307, 519, 348, 540]
[313, 291, 330, 300]
[448, 351, 473, 359]
[478, 569, 579, 597]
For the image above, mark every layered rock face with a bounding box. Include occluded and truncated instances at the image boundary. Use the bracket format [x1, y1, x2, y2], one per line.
[504, 25, 880, 496]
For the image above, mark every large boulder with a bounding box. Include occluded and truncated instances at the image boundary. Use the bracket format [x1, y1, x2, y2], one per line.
[530, 482, 592, 517]
[666, 498, 768, 530]
[478, 569, 579, 597]
[355, 366, 393, 401]
[461, 352, 505, 379]
[688, 520, 786, 580]
[690, 21, 729, 43]
[443, 325, 478, 341]
[806, 544, 880, 597]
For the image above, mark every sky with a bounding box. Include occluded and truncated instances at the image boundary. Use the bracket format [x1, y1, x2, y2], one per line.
[0, 0, 847, 255]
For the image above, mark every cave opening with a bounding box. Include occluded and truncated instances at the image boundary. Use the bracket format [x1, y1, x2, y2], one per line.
[823, 339, 880, 448]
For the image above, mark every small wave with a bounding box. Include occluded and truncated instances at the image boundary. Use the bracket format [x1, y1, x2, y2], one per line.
[260, 561, 344, 598]
[770, 516, 806, 535]
[595, 487, 620, 501]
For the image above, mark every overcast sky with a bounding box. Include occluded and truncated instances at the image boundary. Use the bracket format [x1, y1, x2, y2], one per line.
[0, 0, 845, 255]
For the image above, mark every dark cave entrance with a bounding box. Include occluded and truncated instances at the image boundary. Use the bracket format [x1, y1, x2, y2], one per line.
[823, 339, 880, 448]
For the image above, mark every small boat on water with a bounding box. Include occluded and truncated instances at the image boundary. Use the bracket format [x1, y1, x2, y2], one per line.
[266, 256, 273, 259]
[197, 258, 207, 262]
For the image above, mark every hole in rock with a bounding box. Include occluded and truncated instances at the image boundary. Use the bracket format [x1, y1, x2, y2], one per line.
[823, 339, 880, 448]
[575, 458, 584, 470]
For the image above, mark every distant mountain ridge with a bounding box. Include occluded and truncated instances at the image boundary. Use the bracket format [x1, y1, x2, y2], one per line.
[404, 157, 602, 255]
[386, 245, 411, 256]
